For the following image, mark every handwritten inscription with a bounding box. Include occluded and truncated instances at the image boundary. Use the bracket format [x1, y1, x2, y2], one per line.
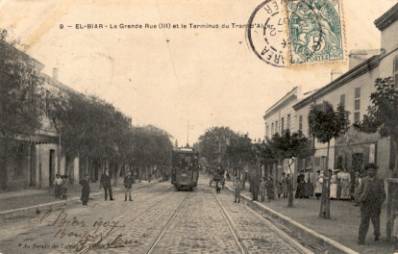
[17, 210, 131, 251]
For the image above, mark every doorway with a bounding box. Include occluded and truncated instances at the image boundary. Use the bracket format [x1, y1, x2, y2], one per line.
[49, 149, 55, 186]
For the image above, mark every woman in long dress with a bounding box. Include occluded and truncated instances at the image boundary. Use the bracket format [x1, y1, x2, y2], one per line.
[314, 171, 323, 200]
[338, 171, 351, 200]
[329, 171, 338, 199]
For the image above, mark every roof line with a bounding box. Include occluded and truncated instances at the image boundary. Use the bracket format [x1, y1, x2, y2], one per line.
[374, 3, 398, 31]
[293, 55, 380, 110]
[263, 86, 299, 119]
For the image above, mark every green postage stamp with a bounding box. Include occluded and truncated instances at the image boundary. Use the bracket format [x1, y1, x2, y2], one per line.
[287, 0, 344, 64]
[247, 0, 345, 66]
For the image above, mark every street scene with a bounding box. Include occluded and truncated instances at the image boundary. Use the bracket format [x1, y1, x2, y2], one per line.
[0, 178, 307, 254]
[1, 0, 398, 253]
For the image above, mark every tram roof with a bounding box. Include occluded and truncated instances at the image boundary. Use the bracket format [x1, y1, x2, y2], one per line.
[173, 147, 196, 153]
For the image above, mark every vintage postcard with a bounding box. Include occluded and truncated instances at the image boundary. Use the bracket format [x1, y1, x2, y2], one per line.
[1, 0, 398, 253]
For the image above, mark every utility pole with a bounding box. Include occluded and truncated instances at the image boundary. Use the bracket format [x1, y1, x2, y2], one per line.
[186, 121, 194, 147]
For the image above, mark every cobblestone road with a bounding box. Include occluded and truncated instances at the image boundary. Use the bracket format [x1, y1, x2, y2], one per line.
[0, 178, 309, 254]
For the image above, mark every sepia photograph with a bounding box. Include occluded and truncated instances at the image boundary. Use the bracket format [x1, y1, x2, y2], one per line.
[0, 0, 398, 253]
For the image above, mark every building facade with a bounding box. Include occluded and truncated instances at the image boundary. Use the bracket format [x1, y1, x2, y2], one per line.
[291, 3, 398, 179]
[0, 43, 80, 191]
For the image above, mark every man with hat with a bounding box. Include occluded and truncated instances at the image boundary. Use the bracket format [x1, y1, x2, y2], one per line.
[357, 163, 386, 245]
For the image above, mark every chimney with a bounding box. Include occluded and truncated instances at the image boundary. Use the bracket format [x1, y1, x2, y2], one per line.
[52, 67, 58, 80]
[330, 70, 342, 81]
[348, 49, 381, 70]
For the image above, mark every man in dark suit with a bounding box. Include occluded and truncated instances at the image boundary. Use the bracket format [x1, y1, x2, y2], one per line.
[100, 169, 114, 201]
[357, 163, 386, 245]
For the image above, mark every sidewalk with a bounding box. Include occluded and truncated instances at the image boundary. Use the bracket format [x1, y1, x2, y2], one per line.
[226, 180, 394, 254]
[0, 179, 156, 212]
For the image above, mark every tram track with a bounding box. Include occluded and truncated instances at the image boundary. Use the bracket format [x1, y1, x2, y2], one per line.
[212, 189, 313, 254]
[212, 192, 248, 254]
[75, 184, 179, 254]
[145, 193, 190, 254]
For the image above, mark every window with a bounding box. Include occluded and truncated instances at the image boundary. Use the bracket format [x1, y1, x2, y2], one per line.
[266, 125, 269, 138]
[271, 123, 274, 136]
[281, 117, 285, 132]
[355, 87, 361, 98]
[394, 55, 398, 87]
[287, 114, 291, 131]
[354, 100, 360, 111]
[275, 121, 278, 134]
[299, 115, 303, 132]
[354, 112, 360, 123]
[354, 87, 361, 123]
[340, 94, 345, 107]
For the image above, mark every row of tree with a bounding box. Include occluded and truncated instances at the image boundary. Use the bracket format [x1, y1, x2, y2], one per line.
[0, 29, 173, 189]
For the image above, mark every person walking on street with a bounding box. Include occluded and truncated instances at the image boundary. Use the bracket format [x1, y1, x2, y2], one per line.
[79, 175, 90, 206]
[54, 174, 63, 199]
[259, 177, 267, 202]
[124, 171, 134, 201]
[100, 169, 114, 201]
[250, 173, 260, 201]
[357, 163, 386, 245]
[233, 175, 241, 203]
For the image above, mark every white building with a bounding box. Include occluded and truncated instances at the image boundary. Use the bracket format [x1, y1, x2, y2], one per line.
[291, 2, 398, 179]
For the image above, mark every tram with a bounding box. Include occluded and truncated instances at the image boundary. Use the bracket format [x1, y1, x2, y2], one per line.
[171, 147, 199, 191]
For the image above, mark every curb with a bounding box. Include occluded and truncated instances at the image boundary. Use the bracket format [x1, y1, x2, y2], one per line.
[225, 184, 358, 254]
[0, 182, 153, 224]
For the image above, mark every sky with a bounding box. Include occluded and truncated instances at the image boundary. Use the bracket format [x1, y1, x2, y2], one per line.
[0, 0, 396, 145]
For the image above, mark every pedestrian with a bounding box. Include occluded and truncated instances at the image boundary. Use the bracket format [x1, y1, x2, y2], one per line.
[215, 175, 221, 193]
[54, 174, 63, 198]
[266, 176, 275, 201]
[100, 169, 114, 201]
[357, 163, 386, 245]
[259, 177, 267, 202]
[79, 174, 90, 206]
[233, 175, 241, 203]
[314, 170, 323, 200]
[353, 171, 362, 206]
[148, 172, 152, 183]
[59, 175, 68, 200]
[124, 171, 134, 201]
[295, 173, 305, 199]
[250, 173, 260, 201]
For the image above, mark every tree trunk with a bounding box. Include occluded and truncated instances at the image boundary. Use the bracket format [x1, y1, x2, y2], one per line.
[0, 137, 9, 190]
[393, 137, 398, 177]
[287, 158, 294, 208]
[319, 140, 331, 219]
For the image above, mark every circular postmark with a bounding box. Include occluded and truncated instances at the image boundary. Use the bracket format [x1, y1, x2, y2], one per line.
[247, 0, 343, 66]
[247, 0, 289, 67]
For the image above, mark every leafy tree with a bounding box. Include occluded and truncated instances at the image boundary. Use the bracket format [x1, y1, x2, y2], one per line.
[259, 130, 313, 207]
[225, 133, 254, 170]
[358, 77, 398, 176]
[198, 127, 239, 168]
[130, 125, 173, 179]
[0, 31, 45, 189]
[48, 91, 133, 179]
[308, 101, 349, 218]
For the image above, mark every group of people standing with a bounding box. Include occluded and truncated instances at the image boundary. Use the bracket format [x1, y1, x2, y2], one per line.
[79, 169, 136, 206]
[249, 173, 291, 202]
